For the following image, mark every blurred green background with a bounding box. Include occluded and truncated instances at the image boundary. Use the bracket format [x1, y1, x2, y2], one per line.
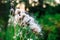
[0, 0, 60, 40]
